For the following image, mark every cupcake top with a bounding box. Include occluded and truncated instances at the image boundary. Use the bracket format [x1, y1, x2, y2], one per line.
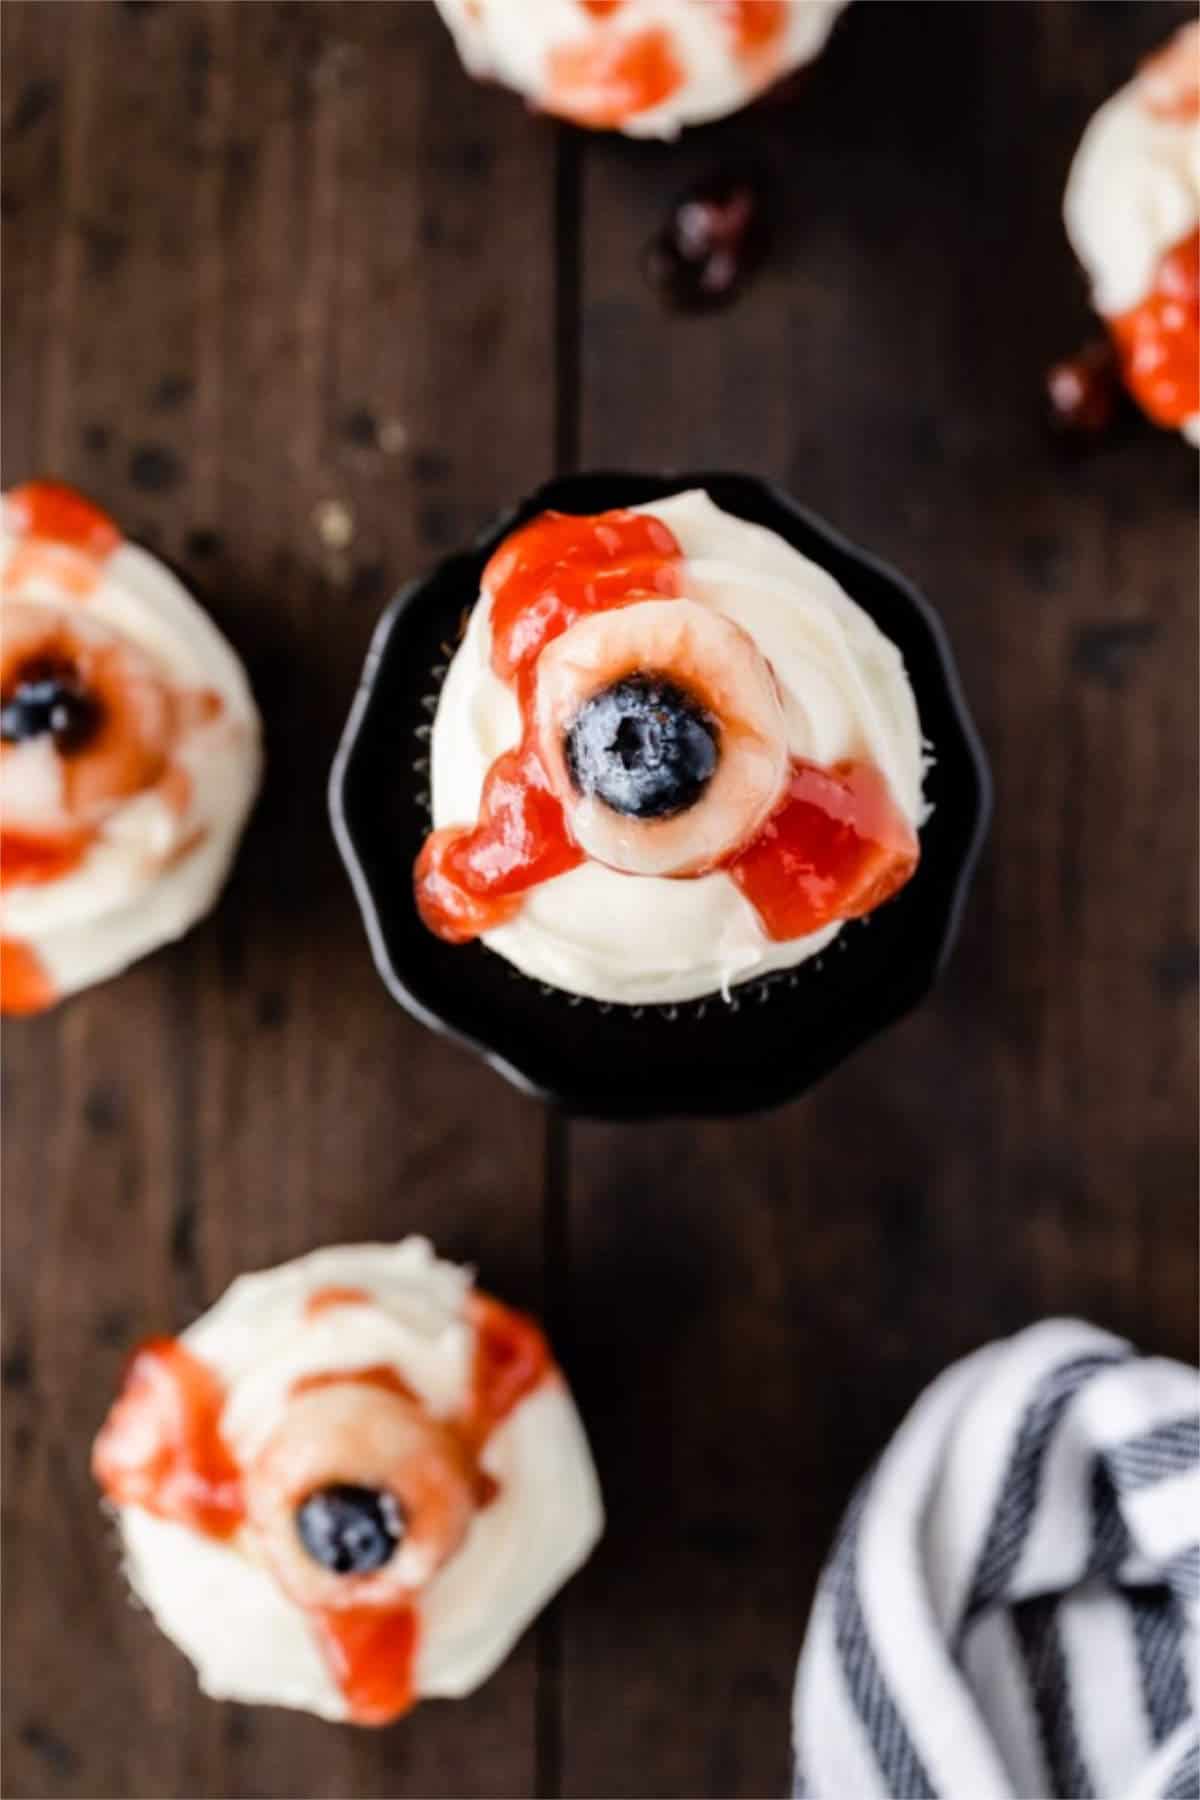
[1064, 20, 1199, 440]
[0, 481, 261, 1012]
[418, 488, 926, 1006]
[433, 0, 847, 137]
[92, 1239, 603, 1723]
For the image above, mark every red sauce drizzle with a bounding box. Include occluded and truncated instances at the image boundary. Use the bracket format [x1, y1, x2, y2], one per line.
[1109, 228, 1200, 430]
[304, 1285, 371, 1317]
[0, 937, 56, 1014]
[92, 1290, 555, 1726]
[91, 1338, 244, 1537]
[580, 0, 624, 16]
[546, 25, 684, 127]
[714, 0, 787, 61]
[729, 758, 919, 942]
[312, 1606, 418, 1726]
[6, 480, 122, 559]
[415, 509, 682, 942]
[462, 1293, 553, 1454]
[416, 507, 921, 949]
[0, 830, 89, 888]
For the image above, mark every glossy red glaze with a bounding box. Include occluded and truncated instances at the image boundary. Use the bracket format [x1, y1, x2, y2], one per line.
[728, 758, 919, 941]
[416, 508, 682, 941]
[546, 25, 684, 127]
[6, 480, 122, 559]
[462, 1293, 554, 1453]
[0, 830, 89, 888]
[313, 1605, 418, 1726]
[715, 0, 787, 59]
[1109, 228, 1199, 430]
[92, 1338, 244, 1537]
[580, 0, 624, 15]
[0, 937, 56, 1014]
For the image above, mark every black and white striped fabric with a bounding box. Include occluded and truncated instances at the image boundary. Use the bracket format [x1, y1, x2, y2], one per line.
[792, 1320, 1198, 1800]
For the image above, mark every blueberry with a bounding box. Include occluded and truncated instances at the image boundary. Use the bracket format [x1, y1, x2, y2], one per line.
[566, 675, 719, 821]
[0, 661, 99, 752]
[295, 1484, 405, 1575]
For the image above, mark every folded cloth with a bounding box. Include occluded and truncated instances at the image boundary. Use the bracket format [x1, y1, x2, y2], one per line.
[792, 1320, 1198, 1800]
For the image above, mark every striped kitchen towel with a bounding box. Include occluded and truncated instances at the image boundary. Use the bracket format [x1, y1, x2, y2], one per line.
[792, 1319, 1198, 1800]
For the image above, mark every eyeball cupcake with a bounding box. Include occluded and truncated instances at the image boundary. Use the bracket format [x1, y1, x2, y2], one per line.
[416, 489, 925, 1007]
[92, 1238, 603, 1723]
[433, 0, 847, 136]
[332, 470, 987, 1116]
[0, 481, 261, 1013]
[1064, 20, 1199, 442]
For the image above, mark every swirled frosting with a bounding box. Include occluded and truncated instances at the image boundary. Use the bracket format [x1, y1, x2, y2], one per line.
[0, 483, 261, 1012]
[433, 0, 847, 137]
[1064, 21, 1200, 441]
[94, 1238, 603, 1721]
[426, 489, 927, 1005]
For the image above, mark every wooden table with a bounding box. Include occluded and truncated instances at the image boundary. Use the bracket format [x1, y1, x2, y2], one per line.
[3, 5, 1196, 1797]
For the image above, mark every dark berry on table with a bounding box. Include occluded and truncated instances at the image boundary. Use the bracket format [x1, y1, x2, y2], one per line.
[566, 674, 719, 821]
[1, 660, 100, 753]
[1046, 339, 1121, 436]
[642, 171, 767, 313]
[295, 1484, 405, 1575]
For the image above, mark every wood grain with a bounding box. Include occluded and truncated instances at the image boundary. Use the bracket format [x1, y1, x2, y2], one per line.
[2, 4, 1196, 1799]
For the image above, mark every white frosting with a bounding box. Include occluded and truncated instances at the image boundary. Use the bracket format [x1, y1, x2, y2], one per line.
[1, 512, 261, 1001]
[433, 0, 847, 137]
[1063, 24, 1200, 442]
[431, 489, 927, 1005]
[114, 1239, 604, 1718]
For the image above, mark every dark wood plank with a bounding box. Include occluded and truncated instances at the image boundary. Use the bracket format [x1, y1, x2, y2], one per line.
[1, 5, 557, 1796]
[562, 4, 1198, 1796]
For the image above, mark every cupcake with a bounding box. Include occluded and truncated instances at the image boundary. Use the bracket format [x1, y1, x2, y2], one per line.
[433, 0, 847, 136]
[332, 472, 989, 1117]
[417, 488, 925, 1006]
[0, 481, 261, 1013]
[92, 1238, 603, 1723]
[1064, 20, 1199, 443]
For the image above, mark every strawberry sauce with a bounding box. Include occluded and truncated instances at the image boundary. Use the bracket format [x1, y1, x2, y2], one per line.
[93, 1290, 553, 1725]
[729, 759, 919, 942]
[546, 25, 683, 127]
[1109, 228, 1200, 430]
[91, 1338, 244, 1538]
[415, 506, 920, 950]
[6, 480, 122, 560]
[0, 937, 56, 1014]
[415, 509, 683, 942]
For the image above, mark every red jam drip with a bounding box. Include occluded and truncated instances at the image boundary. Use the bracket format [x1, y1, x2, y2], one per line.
[580, 0, 624, 15]
[0, 830, 89, 888]
[313, 1605, 418, 1727]
[304, 1285, 371, 1317]
[729, 758, 919, 942]
[415, 509, 683, 943]
[714, 0, 787, 60]
[546, 25, 684, 127]
[0, 937, 56, 1015]
[462, 1294, 553, 1454]
[6, 480, 122, 559]
[91, 1338, 244, 1538]
[1109, 228, 1200, 430]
